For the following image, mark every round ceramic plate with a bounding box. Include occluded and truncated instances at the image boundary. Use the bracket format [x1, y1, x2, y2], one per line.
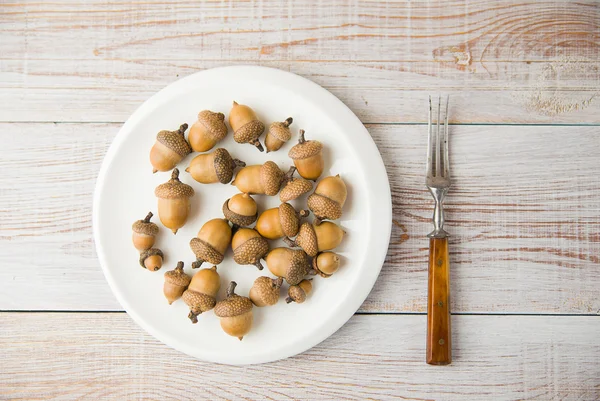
[93, 66, 391, 365]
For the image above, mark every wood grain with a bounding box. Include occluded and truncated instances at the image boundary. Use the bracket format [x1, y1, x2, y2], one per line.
[1, 122, 598, 313]
[0, 313, 598, 400]
[1, 0, 599, 123]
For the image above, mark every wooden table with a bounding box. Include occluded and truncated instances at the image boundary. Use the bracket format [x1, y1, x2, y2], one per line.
[2, 1, 599, 399]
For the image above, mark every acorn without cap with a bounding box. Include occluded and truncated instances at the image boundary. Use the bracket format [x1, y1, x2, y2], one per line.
[222, 193, 258, 228]
[286, 279, 313, 304]
[265, 117, 293, 153]
[163, 261, 191, 304]
[232, 161, 294, 196]
[313, 251, 341, 278]
[186, 148, 245, 184]
[255, 202, 308, 240]
[284, 221, 345, 257]
[308, 175, 347, 224]
[265, 247, 310, 285]
[139, 248, 164, 271]
[131, 212, 159, 252]
[150, 123, 191, 173]
[232, 228, 269, 270]
[188, 110, 228, 152]
[214, 281, 254, 340]
[249, 276, 283, 307]
[155, 168, 195, 234]
[280, 176, 313, 203]
[229, 101, 265, 152]
[182, 266, 221, 323]
[288, 129, 324, 180]
[190, 218, 232, 269]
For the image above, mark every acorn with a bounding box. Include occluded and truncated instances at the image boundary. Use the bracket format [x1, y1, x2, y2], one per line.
[255, 203, 309, 240]
[288, 130, 324, 180]
[155, 168, 195, 234]
[313, 251, 341, 278]
[232, 162, 294, 196]
[188, 110, 228, 152]
[163, 261, 191, 304]
[280, 176, 312, 203]
[232, 228, 269, 270]
[214, 281, 254, 340]
[229, 101, 265, 152]
[189, 218, 232, 269]
[186, 148, 245, 184]
[139, 248, 164, 271]
[222, 193, 258, 229]
[131, 212, 159, 252]
[249, 276, 283, 307]
[182, 266, 221, 323]
[307, 175, 347, 224]
[150, 123, 191, 173]
[284, 222, 345, 257]
[286, 279, 313, 304]
[265, 247, 310, 285]
[265, 117, 293, 153]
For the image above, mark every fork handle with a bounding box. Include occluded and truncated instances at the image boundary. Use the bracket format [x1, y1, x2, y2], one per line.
[426, 237, 452, 365]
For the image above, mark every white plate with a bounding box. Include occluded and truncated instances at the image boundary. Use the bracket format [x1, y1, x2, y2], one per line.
[93, 66, 391, 365]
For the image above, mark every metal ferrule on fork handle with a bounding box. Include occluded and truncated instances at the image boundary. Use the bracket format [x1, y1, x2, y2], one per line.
[427, 186, 449, 239]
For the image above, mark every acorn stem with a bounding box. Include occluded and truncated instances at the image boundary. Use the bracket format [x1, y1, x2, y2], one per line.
[281, 166, 297, 187]
[226, 281, 237, 297]
[188, 310, 199, 324]
[307, 268, 318, 276]
[171, 168, 180, 180]
[299, 209, 309, 218]
[253, 140, 264, 152]
[175, 261, 184, 271]
[178, 123, 188, 136]
[313, 216, 323, 225]
[191, 259, 204, 269]
[254, 261, 264, 271]
[232, 159, 246, 169]
[285, 296, 293, 304]
[283, 237, 296, 247]
[143, 212, 153, 223]
[298, 129, 306, 144]
[273, 277, 284, 289]
[283, 117, 293, 127]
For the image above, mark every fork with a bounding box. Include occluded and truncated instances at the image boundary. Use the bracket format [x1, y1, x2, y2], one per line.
[425, 95, 452, 365]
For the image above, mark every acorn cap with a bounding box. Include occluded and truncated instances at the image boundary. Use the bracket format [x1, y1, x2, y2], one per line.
[139, 248, 164, 267]
[295, 223, 318, 257]
[251, 276, 283, 306]
[234, 120, 265, 144]
[155, 169, 195, 199]
[268, 118, 293, 142]
[222, 199, 258, 227]
[190, 238, 224, 265]
[132, 212, 159, 236]
[214, 283, 253, 317]
[213, 148, 244, 184]
[156, 124, 192, 157]
[280, 178, 312, 202]
[260, 161, 284, 196]
[233, 236, 270, 266]
[285, 249, 310, 285]
[182, 290, 216, 312]
[165, 262, 192, 287]
[288, 130, 323, 160]
[279, 202, 301, 238]
[287, 285, 306, 303]
[307, 193, 342, 220]
[197, 110, 227, 141]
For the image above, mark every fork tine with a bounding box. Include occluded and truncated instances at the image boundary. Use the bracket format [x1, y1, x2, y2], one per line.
[443, 95, 450, 178]
[427, 95, 434, 177]
[435, 95, 441, 177]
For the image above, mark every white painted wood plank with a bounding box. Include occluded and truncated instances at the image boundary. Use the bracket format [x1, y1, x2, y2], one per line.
[1, 1, 599, 123]
[0, 313, 598, 400]
[1, 123, 598, 313]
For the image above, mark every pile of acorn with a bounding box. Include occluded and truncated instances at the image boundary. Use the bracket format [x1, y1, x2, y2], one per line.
[132, 102, 347, 341]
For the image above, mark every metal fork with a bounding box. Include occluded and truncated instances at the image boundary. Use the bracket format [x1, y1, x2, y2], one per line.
[425, 95, 452, 365]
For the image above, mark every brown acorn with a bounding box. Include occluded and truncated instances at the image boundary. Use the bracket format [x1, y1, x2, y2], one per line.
[232, 161, 294, 196]
[155, 168, 195, 234]
[249, 276, 283, 307]
[288, 130, 324, 180]
[265, 247, 310, 285]
[313, 251, 341, 278]
[286, 279, 313, 304]
[284, 222, 345, 257]
[189, 218, 232, 269]
[307, 175, 347, 224]
[131, 212, 159, 252]
[182, 265, 221, 323]
[222, 193, 258, 228]
[149, 123, 191, 173]
[265, 117, 293, 153]
[163, 261, 191, 304]
[188, 110, 228, 152]
[229, 101, 265, 152]
[255, 203, 309, 240]
[231, 228, 269, 270]
[280, 175, 313, 202]
[186, 148, 245, 184]
[139, 248, 164, 271]
[214, 281, 254, 340]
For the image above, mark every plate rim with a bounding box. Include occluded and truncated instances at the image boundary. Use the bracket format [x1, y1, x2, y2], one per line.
[93, 65, 392, 365]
